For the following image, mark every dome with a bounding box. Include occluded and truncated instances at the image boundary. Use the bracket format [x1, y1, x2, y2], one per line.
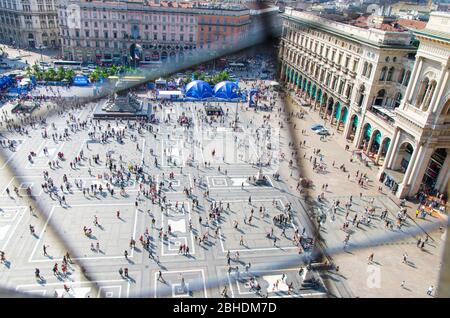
[185, 80, 213, 99]
[213, 81, 239, 99]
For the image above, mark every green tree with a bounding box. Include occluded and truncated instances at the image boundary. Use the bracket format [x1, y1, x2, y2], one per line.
[64, 69, 75, 82]
[56, 67, 65, 81]
[44, 68, 56, 81]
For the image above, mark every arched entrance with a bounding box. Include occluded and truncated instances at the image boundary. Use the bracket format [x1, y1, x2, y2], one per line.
[333, 102, 341, 126]
[421, 148, 448, 191]
[377, 137, 391, 165]
[347, 114, 358, 141]
[306, 81, 312, 97]
[326, 98, 334, 120]
[311, 85, 317, 101]
[396, 142, 414, 173]
[360, 123, 372, 150]
[369, 130, 382, 157]
[337, 105, 348, 132]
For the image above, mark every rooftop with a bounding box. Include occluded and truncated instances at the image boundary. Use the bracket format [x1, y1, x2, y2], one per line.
[283, 7, 414, 47]
[397, 18, 427, 30]
[346, 15, 407, 32]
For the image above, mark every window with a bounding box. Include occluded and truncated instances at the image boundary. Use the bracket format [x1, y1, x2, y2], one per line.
[393, 93, 402, 108]
[357, 85, 365, 107]
[367, 64, 373, 78]
[363, 62, 368, 76]
[379, 66, 387, 81]
[374, 89, 386, 106]
[398, 69, 406, 83]
[353, 59, 359, 72]
[387, 67, 395, 81]
[404, 71, 411, 86]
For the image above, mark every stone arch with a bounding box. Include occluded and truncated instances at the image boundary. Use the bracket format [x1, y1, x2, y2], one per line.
[357, 84, 366, 107]
[311, 84, 317, 100]
[387, 67, 395, 81]
[319, 92, 328, 115]
[340, 106, 349, 124]
[377, 137, 391, 165]
[369, 129, 382, 155]
[396, 142, 415, 173]
[380, 66, 388, 81]
[317, 88, 323, 102]
[347, 114, 359, 141]
[326, 97, 334, 120]
[359, 122, 372, 150]
[374, 89, 386, 106]
[333, 101, 341, 124]
[393, 92, 403, 108]
[442, 98, 450, 124]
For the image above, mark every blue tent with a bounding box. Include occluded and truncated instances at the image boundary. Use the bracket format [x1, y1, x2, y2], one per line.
[73, 74, 90, 86]
[213, 81, 240, 100]
[0, 76, 13, 89]
[185, 80, 213, 99]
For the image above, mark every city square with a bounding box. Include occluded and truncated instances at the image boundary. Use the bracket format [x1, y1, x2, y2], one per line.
[0, 0, 449, 300]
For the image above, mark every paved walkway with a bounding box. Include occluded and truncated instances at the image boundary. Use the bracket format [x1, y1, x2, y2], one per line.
[283, 92, 445, 298]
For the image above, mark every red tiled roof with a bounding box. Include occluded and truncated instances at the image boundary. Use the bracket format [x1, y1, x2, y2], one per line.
[397, 18, 427, 30]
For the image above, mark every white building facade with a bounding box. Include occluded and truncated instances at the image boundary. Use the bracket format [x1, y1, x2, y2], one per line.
[57, 0, 198, 64]
[279, 9, 450, 198]
[0, 0, 59, 48]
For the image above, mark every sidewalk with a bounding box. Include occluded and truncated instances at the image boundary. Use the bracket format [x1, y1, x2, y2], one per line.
[281, 91, 445, 297]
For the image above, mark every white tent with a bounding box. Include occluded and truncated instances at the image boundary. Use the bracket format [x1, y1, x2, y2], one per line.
[155, 78, 167, 85]
[157, 90, 182, 99]
[269, 81, 280, 87]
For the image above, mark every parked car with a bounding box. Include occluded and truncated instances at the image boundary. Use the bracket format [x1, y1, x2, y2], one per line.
[310, 124, 324, 131]
[316, 128, 330, 136]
